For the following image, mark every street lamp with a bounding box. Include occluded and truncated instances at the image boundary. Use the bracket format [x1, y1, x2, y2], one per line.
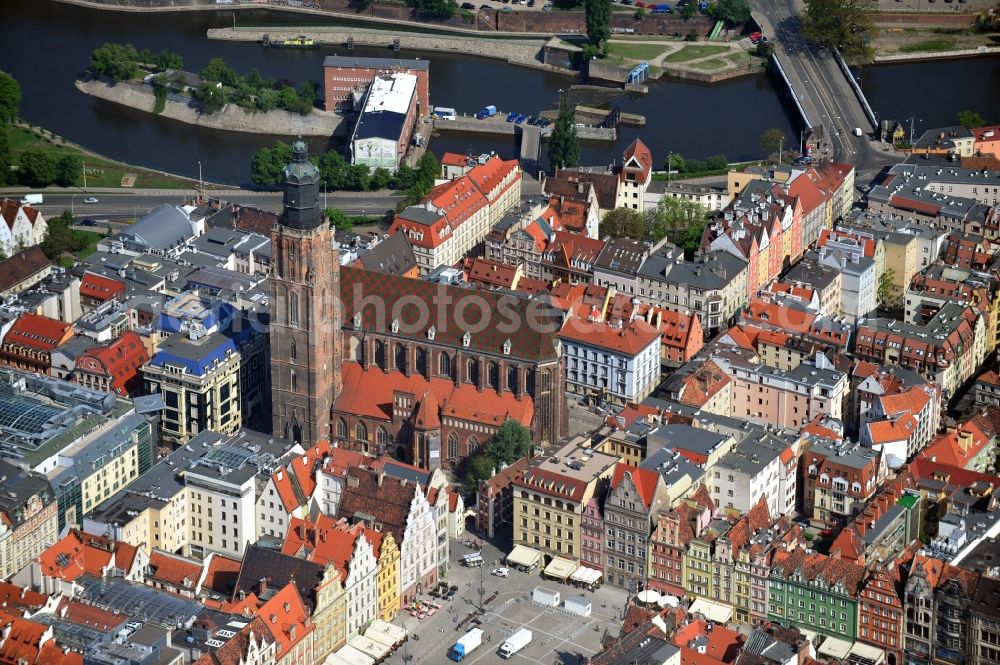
[198, 161, 203, 195]
[478, 561, 485, 611]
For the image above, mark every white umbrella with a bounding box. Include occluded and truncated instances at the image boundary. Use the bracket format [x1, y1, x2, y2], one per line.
[657, 594, 679, 608]
[637, 590, 662, 604]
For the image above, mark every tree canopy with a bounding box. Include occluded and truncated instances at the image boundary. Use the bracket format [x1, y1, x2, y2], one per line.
[800, 0, 874, 63]
[646, 196, 710, 253]
[548, 94, 581, 170]
[485, 420, 533, 468]
[957, 111, 985, 128]
[600, 207, 646, 239]
[0, 71, 21, 126]
[89, 43, 142, 82]
[17, 149, 59, 188]
[249, 141, 294, 188]
[585, 0, 613, 48]
[40, 211, 94, 260]
[759, 127, 787, 157]
[711, 0, 750, 25]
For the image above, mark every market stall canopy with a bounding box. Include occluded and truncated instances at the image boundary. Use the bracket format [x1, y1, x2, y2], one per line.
[544, 556, 578, 581]
[689, 598, 733, 624]
[570, 566, 603, 585]
[365, 620, 407, 647]
[507, 544, 543, 568]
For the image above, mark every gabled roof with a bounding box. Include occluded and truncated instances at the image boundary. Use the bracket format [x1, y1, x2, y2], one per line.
[37, 530, 138, 583]
[201, 553, 242, 597]
[256, 583, 312, 659]
[147, 550, 201, 588]
[0, 247, 51, 294]
[193, 617, 273, 665]
[340, 265, 559, 362]
[80, 272, 126, 303]
[622, 138, 653, 182]
[336, 466, 419, 546]
[610, 463, 661, 510]
[5, 312, 73, 352]
[232, 545, 325, 612]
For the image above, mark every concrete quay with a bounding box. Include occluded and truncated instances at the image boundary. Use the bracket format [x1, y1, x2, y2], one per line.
[434, 116, 616, 141]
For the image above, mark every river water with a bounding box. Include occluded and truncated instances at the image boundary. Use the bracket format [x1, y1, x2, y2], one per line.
[1, 0, 998, 186]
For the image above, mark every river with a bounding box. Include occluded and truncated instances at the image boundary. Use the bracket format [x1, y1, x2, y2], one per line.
[1, 0, 998, 186]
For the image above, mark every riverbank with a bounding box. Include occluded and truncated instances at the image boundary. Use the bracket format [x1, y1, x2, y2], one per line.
[7, 123, 204, 190]
[874, 45, 1000, 63]
[206, 26, 555, 72]
[75, 77, 345, 137]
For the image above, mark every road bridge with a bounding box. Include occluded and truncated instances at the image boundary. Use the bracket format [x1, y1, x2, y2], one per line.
[754, 0, 880, 166]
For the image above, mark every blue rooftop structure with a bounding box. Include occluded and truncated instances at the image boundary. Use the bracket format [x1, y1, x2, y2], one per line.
[146, 323, 257, 377]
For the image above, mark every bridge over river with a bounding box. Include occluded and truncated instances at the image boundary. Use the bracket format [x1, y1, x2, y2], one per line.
[753, 0, 892, 173]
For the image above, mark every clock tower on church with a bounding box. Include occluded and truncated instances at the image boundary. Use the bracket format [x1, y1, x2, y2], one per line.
[270, 140, 342, 445]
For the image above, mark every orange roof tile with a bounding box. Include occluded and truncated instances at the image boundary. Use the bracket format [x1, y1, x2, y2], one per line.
[5, 312, 73, 352]
[79, 273, 126, 303]
[256, 583, 312, 658]
[610, 463, 661, 509]
[148, 550, 201, 587]
[559, 316, 660, 355]
[334, 362, 533, 428]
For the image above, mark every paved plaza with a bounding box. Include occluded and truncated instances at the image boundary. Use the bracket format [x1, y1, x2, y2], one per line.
[382, 536, 631, 664]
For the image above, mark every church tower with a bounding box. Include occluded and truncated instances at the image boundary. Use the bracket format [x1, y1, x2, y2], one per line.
[270, 140, 342, 445]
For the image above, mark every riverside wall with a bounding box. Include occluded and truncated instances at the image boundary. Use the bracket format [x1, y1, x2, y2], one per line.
[76, 78, 345, 136]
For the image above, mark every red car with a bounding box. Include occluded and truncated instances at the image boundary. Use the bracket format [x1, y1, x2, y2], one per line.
[750, 31, 763, 43]
[636, 1, 646, 7]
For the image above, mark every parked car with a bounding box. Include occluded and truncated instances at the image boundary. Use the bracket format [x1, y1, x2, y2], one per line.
[750, 31, 763, 44]
[461, 2, 475, 8]
[506, 111, 518, 122]
[83, 196, 99, 204]
[491, 568, 510, 578]
[501, 5, 512, 11]
[542, 3, 553, 9]
[79, 219, 99, 227]
[515, 114, 526, 124]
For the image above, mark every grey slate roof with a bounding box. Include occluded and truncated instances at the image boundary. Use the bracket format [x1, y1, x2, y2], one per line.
[324, 55, 430, 71]
[117, 205, 193, 250]
[358, 232, 418, 277]
[638, 246, 746, 290]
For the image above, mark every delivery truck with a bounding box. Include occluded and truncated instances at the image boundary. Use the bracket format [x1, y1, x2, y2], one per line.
[499, 628, 532, 658]
[475, 105, 497, 119]
[20, 194, 43, 206]
[449, 628, 483, 661]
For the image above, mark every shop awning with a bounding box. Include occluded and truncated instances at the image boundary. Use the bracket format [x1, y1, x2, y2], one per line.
[348, 635, 390, 660]
[364, 620, 407, 648]
[507, 544, 542, 568]
[689, 598, 734, 624]
[543, 556, 578, 580]
[817, 637, 853, 660]
[636, 590, 662, 604]
[333, 645, 375, 665]
[847, 641, 886, 665]
[570, 566, 603, 585]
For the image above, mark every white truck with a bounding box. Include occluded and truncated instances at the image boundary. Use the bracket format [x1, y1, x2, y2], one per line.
[20, 194, 43, 206]
[499, 628, 532, 658]
[448, 628, 483, 662]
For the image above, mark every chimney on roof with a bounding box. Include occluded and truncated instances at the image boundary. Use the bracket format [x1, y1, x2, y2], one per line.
[258, 577, 268, 595]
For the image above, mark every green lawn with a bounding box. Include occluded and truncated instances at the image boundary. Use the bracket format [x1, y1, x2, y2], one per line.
[899, 37, 956, 53]
[662, 44, 729, 62]
[689, 58, 728, 70]
[608, 42, 670, 61]
[7, 126, 196, 190]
